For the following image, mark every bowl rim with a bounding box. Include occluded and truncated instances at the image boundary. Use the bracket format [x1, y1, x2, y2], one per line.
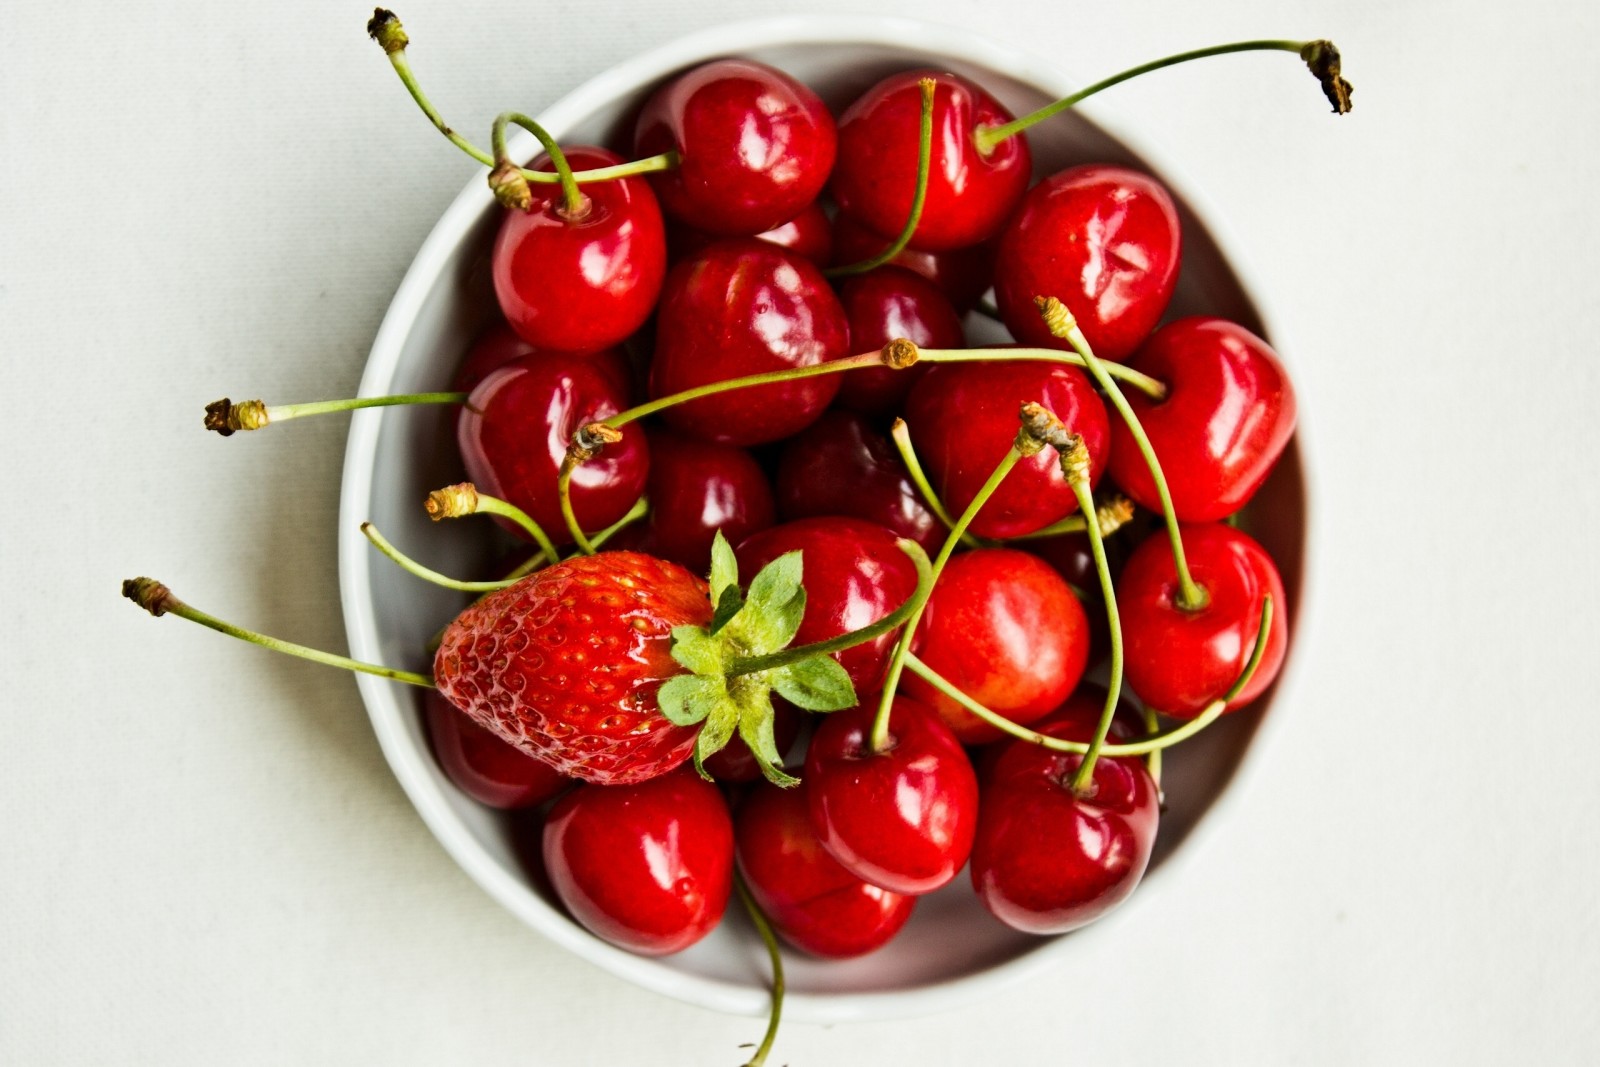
[339, 12, 1318, 1023]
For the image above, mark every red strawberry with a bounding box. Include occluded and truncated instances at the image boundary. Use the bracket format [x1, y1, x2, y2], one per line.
[433, 551, 712, 785]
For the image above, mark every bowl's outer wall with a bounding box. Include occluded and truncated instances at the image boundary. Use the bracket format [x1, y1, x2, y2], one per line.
[341, 16, 1308, 1022]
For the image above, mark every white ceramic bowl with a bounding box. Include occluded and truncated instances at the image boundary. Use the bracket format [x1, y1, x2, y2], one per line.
[339, 15, 1312, 1024]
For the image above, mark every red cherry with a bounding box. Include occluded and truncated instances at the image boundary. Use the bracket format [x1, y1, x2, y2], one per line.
[774, 410, 942, 555]
[832, 212, 996, 312]
[804, 697, 978, 895]
[972, 730, 1159, 935]
[736, 778, 915, 958]
[542, 769, 733, 955]
[607, 428, 775, 574]
[1108, 317, 1298, 521]
[451, 321, 537, 394]
[492, 146, 666, 353]
[903, 360, 1110, 539]
[833, 266, 965, 417]
[422, 690, 569, 810]
[648, 240, 850, 447]
[1119, 523, 1289, 717]
[667, 200, 833, 267]
[458, 350, 646, 543]
[832, 71, 1031, 252]
[903, 548, 1089, 744]
[994, 164, 1181, 362]
[635, 59, 836, 236]
[734, 517, 920, 695]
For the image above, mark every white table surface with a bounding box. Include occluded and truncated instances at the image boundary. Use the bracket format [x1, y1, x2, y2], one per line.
[5, 0, 1598, 1062]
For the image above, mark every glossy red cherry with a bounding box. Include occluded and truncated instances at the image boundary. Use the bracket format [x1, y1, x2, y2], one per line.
[607, 428, 775, 574]
[668, 200, 833, 267]
[904, 547, 1089, 744]
[832, 212, 996, 312]
[1119, 522, 1288, 717]
[458, 350, 646, 543]
[1108, 317, 1297, 521]
[774, 410, 941, 555]
[635, 59, 836, 236]
[451, 320, 537, 394]
[832, 70, 1031, 252]
[804, 697, 978, 895]
[422, 690, 569, 810]
[833, 265, 965, 416]
[1028, 527, 1134, 669]
[734, 517, 921, 694]
[542, 769, 733, 956]
[492, 146, 666, 353]
[904, 360, 1110, 539]
[649, 240, 850, 447]
[972, 728, 1159, 935]
[994, 163, 1181, 362]
[736, 777, 916, 958]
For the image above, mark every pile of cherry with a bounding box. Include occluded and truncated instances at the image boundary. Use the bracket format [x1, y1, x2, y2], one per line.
[127, 12, 1348, 1048]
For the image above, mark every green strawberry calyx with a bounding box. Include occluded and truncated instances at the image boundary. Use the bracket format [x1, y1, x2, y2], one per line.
[658, 531, 932, 787]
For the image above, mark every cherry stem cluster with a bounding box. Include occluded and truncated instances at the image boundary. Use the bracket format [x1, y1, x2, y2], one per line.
[889, 418, 982, 549]
[974, 39, 1331, 155]
[491, 112, 587, 218]
[1037, 295, 1207, 611]
[824, 77, 936, 278]
[368, 9, 677, 187]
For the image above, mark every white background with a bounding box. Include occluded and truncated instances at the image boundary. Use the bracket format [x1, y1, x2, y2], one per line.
[4, 0, 1598, 1063]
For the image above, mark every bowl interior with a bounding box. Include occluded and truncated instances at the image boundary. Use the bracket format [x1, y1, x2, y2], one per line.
[341, 16, 1307, 1023]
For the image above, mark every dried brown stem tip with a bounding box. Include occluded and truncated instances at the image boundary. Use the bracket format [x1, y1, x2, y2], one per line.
[1017, 401, 1072, 456]
[426, 482, 479, 521]
[366, 8, 409, 53]
[1034, 295, 1076, 340]
[881, 337, 921, 369]
[488, 161, 533, 211]
[122, 577, 174, 617]
[1300, 40, 1353, 115]
[1058, 434, 1091, 488]
[1097, 494, 1137, 535]
[569, 423, 625, 463]
[204, 398, 269, 436]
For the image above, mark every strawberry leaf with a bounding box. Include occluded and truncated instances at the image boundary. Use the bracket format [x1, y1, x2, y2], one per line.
[770, 655, 857, 712]
[709, 530, 739, 603]
[669, 625, 724, 676]
[691, 692, 741, 781]
[709, 584, 743, 636]
[734, 681, 799, 788]
[725, 550, 806, 655]
[656, 674, 724, 727]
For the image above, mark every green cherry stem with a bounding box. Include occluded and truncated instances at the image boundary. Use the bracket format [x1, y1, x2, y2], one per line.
[492, 111, 586, 218]
[203, 393, 465, 435]
[973, 38, 1350, 155]
[825, 77, 936, 278]
[1009, 493, 1135, 542]
[1037, 295, 1207, 611]
[869, 431, 1032, 753]
[1142, 703, 1163, 790]
[889, 418, 982, 549]
[1056, 429, 1123, 793]
[734, 872, 785, 1067]
[898, 595, 1272, 758]
[424, 482, 562, 566]
[361, 522, 510, 592]
[366, 10, 678, 185]
[728, 539, 933, 677]
[120, 577, 433, 687]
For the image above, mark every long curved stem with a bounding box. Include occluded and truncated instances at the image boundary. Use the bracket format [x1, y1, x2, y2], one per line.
[974, 40, 1316, 154]
[204, 392, 466, 435]
[900, 594, 1271, 757]
[121, 578, 432, 687]
[362, 522, 515, 592]
[1038, 297, 1206, 610]
[734, 873, 785, 1067]
[1064, 466, 1122, 793]
[869, 445, 1025, 752]
[494, 111, 586, 217]
[890, 419, 982, 549]
[825, 77, 936, 278]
